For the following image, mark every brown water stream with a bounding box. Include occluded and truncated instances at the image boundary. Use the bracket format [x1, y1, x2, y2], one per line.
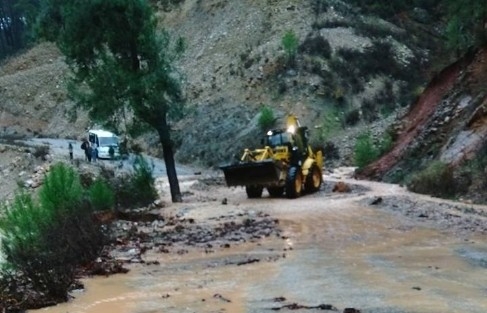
[31, 177, 487, 313]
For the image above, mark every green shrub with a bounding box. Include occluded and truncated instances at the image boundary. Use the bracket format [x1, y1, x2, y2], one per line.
[282, 30, 299, 64]
[353, 131, 394, 168]
[39, 163, 83, 213]
[114, 155, 158, 209]
[0, 163, 105, 303]
[354, 132, 380, 168]
[407, 161, 455, 197]
[378, 131, 394, 155]
[258, 105, 275, 131]
[132, 155, 158, 204]
[89, 178, 115, 211]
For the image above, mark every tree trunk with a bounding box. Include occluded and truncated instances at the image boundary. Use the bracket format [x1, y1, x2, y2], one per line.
[157, 119, 182, 203]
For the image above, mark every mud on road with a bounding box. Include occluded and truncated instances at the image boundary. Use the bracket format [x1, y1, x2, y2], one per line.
[28, 167, 487, 313]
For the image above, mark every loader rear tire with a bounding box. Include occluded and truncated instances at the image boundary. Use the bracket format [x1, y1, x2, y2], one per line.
[246, 185, 263, 198]
[285, 166, 303, 199]
[305, 164, 322, 193]
[267, 186, 284, 197]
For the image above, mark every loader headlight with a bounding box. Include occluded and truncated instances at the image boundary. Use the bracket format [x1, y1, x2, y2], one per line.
[267, 130, 273, 136]
[287, 125, 296, 134]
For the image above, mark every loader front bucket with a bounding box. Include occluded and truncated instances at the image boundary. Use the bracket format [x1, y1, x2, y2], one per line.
[220, 160, 281, 187]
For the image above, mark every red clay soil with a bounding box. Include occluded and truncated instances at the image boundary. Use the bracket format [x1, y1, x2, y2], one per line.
[357, 49, 481, 180]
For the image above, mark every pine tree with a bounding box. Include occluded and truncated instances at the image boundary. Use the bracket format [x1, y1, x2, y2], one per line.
[37, 0, 185, 202]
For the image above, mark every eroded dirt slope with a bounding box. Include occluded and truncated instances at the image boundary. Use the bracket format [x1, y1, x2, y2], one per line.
[359, 46, 487, 189]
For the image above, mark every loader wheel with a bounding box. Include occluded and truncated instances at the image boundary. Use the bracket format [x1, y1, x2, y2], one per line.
[305, 164, 322, 193]
[267, 186, 284, 197]
[285, 166, 303, 199]
[246, 185, 263, 198]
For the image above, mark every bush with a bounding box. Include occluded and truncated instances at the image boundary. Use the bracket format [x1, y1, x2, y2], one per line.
[312, 19, 350, 29]
[407, 161, 455, 197]
[377, 80, 396, 116]
[0, 163, 106, 303]
[361, 98, 378, 122]
[299, 35, 332, 58]
[328, 55, 364, 94]
[378, 131, 394, 155]
[258, 105, 275, 131]
[282, 30, 299, 64]
[39, 163, 83, 211]
[452, 145, 487, 199]
[323, 141, 340, 160]
[354, 132, 380, 168]
[345, 109, 360, 126]
[114, 155, 158, 210]
[32, 145, 50, 160]
[354, 22, 390, 39]
[344, 0, 443, 19]
[89, 178, 115, 211]
[335, 40, 416, 85]
[311, 0, 328, 15]
[132, 156, 158, 203]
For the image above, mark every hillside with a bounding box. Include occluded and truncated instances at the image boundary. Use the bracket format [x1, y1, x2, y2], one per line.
[0, 42, 89, 139]
[5, 0, 485, 203]
[164, 0, 442, 167]
[359, 46, 487, 203]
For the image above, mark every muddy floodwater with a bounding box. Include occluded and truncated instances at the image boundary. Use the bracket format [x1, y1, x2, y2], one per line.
[32, 172, 487, 313]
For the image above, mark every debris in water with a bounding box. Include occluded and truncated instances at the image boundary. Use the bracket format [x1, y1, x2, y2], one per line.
[370, 197, 383, 205]
[237, 258, 260, 266]
[213, 293, 232, 303]
[271, 302, 338, 311]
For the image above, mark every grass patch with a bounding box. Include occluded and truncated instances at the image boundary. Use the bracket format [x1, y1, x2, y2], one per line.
[258, 105, 276, 131]
[407, 161, 455, 197]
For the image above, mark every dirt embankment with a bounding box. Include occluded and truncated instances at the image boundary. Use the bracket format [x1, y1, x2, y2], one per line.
[358, 46, 487, 197]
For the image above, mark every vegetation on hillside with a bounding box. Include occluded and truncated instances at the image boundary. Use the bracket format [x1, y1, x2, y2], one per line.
[3, 0, 485, 61]
[346, 0, 487, 53]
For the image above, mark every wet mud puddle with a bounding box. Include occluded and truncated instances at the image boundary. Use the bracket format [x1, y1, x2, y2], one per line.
[32, 181, 487, 313]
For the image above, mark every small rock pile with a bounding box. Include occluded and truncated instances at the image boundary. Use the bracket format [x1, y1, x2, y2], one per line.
[107, 210, 283, 264]
[23, 164, 51, 189]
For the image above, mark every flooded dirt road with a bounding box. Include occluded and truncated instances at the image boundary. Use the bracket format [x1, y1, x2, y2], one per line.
[32, 169, 487, 313]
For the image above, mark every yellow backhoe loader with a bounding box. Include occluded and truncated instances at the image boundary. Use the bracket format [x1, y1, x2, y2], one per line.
[220, 114, 323, 198]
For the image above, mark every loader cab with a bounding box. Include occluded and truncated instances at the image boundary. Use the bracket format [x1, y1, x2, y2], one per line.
[264, 130, 293, 148]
